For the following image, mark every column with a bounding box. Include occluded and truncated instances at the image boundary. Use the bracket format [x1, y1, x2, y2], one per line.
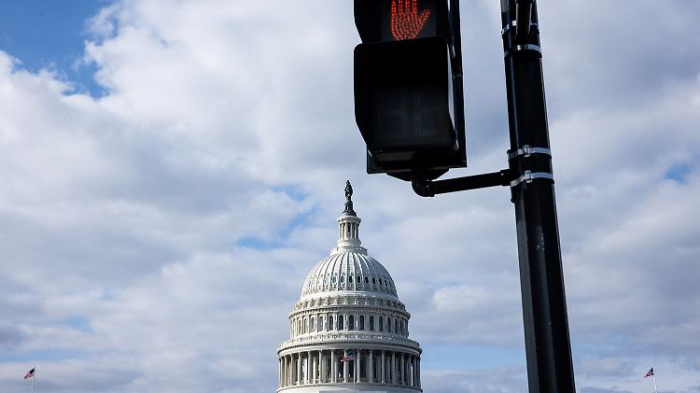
[355, 349, 361, 382]
[368, 350, 374, 383]
[343, 350, 349, 383]
[413, 355, 418, 387]
[319, 350, 325, 383]
[400, 353, 405, 385]
[331, 350, 337, 383]
[297, 354, 302, 385]
[381, 350, 386, 383]
[405, 354, 410, 386]
[391, 352, 396, 384]
[418, 356, 422, 388]
[409, 355, 414, 387]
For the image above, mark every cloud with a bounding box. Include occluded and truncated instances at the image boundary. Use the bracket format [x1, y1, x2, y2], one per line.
[1, 0, 699, 392]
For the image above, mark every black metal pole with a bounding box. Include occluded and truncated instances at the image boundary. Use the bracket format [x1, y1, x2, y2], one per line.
[450, 0, 465, 145]
[501, 1, 576, 392]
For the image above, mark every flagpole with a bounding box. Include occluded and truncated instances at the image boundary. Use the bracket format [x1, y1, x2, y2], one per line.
[31, 374, 35, 393]
[653, 375, 658, 393]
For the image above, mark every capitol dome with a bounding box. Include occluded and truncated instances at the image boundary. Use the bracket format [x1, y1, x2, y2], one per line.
[277, 181, 422, 393]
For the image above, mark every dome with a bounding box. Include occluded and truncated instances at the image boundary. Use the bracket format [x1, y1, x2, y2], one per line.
[299, 180, 399, 300]
[301, 249, 398, 299]
[277, 181, 422, 393]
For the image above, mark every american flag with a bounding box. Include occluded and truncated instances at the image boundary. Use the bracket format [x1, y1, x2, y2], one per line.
[644, 367, 654, 378]
[24, 368, 35, 379]
[340, 350, 355, 362]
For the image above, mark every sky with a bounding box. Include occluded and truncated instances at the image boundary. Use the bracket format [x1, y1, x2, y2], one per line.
[0, 0, 699, 392]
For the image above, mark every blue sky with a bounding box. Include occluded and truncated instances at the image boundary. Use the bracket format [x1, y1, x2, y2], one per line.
[0, 1, 109, 95]
[1, 1, 700, 393]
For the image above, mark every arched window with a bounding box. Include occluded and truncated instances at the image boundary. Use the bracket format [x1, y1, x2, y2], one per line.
[318, 315, 324, 331]
[394, 318, 398, 334]
[360, 315, 365, 330]
[329, 315, 334, 331]
[369, 316, 374, 331]
[357, 276, 361, 283]
[387, 318, 391, 333]
[349, 315, 355, 330]
[378, 317, 383, 332]
[338, 315, 344, 330]
[311, 316, 316, 332]
[298, 319, 302, 334]
[365, 277, 369, 284]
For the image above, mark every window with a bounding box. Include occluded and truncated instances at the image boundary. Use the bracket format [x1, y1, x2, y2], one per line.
[311, 317, 315, 332]
[319, 315, 324, 331]
[338, 315, 344, 330]
[360, 315, 365, 330]
[394, 318, 398, 334]
[379, 317, 383, 332]
[357, 276, 360, 283]
[387, 318, 391, 332]
[349, 315, 355, 330]
[329, 315, 334, 330]
[372, 277, 376, 284]
[365, 277, 369, 284]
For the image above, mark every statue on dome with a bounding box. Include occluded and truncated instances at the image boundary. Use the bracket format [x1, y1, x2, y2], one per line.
[343, 180, 355, 215]
[345, 180, 353, 201]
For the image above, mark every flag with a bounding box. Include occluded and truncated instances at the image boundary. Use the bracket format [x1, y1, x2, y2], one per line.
[24, 368, 35, 379]
[341, 350, 355, 362]
[644, 367, 654, 378]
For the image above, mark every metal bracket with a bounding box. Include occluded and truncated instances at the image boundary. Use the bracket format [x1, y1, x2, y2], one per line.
[500, 20, 517, 36]
[510, 170, 554, 188]
[501, 21, 539, 37]
[504, 44, 541, 58]
[508, 145, 552, 160]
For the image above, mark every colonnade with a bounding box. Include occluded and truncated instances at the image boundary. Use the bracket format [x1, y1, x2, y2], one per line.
[291, 311, 409, 338]
[278, 349, 421, 389]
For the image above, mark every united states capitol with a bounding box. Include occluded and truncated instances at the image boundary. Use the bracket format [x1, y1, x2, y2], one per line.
[277, 182, 423, 393]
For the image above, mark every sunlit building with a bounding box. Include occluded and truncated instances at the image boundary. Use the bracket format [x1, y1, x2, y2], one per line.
[277, 182, 423, 392]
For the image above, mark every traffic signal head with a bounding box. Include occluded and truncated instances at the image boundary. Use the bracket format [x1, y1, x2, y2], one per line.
[354, 0, 450, 43]
[354, 0, 466, 181]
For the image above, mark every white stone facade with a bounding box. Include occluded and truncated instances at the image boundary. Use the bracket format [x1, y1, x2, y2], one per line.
[277, 186, 422, 393]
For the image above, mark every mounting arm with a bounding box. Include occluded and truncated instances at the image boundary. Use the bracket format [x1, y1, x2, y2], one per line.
[412, 169, 514, 197]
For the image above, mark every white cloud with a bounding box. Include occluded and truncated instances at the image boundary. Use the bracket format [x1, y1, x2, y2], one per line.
[1, 0, 699, 392]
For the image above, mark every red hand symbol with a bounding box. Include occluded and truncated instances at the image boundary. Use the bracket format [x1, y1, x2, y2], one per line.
[391, 0, 431, 41]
